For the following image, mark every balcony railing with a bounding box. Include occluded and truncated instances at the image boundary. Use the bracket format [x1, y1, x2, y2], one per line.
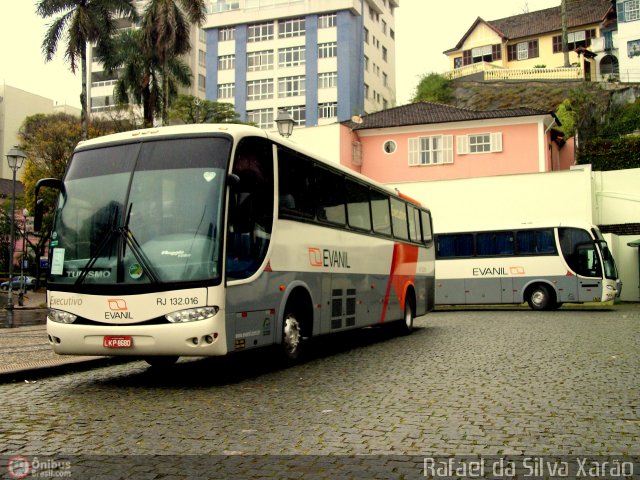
[445, 62, 584, 81]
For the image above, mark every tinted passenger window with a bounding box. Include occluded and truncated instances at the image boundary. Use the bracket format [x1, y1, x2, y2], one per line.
[437, 234, 474, 258]
[345, 180, 371, 231]
[408, 206, 421, 242]
[370, 190, 391, 236]
[517, 229, 556, 254]
[277, 147, 316, 219]
[390, 198, 408, 240]
[315, 167, 346, 225]
[476, 232, 514, 256]
[421, 210, 433, 242]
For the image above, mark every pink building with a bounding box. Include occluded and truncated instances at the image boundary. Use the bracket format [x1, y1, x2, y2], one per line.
[339, 102, 574, 183]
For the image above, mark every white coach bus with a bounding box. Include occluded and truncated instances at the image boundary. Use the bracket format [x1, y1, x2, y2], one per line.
[35, 124, 435, 366]
[434, 223, 621, 310]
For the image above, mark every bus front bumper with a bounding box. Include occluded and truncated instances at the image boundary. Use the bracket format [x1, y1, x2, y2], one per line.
[46, 317, 228, 357]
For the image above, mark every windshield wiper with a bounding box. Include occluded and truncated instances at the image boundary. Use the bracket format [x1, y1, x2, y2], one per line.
[120, 203, 160, 283]
[76, 205, 120, 285]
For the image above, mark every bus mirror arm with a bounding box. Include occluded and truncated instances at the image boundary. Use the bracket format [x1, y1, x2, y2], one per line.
[34, 178, 64, 233]
[227, 173, 240, 188]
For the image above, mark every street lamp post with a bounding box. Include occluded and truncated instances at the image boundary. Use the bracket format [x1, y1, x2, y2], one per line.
[275, 110, 295, 138]
[5, 146, 26, 310]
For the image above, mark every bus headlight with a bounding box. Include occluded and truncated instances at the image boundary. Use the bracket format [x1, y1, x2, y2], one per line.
[48, 309, 78, 324]
[606, 285, 616, 291]
[165, 306, 219, 323]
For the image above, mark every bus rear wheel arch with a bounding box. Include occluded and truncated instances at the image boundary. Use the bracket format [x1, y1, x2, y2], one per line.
[280, 288, 313, 361]
[525, 283, 557, 311]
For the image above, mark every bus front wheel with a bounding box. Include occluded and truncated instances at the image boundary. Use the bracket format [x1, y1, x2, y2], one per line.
[282, 311, 303, 361]
[527, 285, 553, 311]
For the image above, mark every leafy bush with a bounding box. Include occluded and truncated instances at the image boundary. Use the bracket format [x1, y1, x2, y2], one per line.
[577, 137, 640, 170]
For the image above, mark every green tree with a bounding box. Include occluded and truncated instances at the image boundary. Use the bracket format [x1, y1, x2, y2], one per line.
[97, 28, 192, 128]
[17, 113, 118, 275]
[168, 95, 241, 124]
[141, 0, 206, 125]
[37, 0, 138, 139]
[411, 73, 454, 104]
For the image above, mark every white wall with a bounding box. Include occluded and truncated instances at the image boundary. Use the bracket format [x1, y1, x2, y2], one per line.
[387, 166, 594, 233]
[281, 123, 342, 165]
[604, 234, 639, 302]
[593, 168, 640, 225]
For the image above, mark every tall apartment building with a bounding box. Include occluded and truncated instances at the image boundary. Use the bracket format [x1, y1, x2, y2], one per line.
[204, 0, 398, 129]
[87, 0, 208, 119]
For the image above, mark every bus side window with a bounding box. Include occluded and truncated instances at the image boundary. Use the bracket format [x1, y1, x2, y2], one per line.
[227, 138, 274, 280]
[277, 147, 315, 219]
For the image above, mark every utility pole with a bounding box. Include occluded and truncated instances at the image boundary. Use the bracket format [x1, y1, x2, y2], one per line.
[561, 0, 570, 67]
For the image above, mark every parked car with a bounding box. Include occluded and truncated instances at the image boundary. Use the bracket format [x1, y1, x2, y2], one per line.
[0, 276, 37, 291]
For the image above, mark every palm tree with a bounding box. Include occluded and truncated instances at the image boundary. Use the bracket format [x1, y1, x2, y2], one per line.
[141, 0, 206, 125]
[96, 28, 192, 128]
[37, 0, 138, 139]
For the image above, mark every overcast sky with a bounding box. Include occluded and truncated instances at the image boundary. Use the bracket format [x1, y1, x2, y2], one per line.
[1, 0, 560, 109]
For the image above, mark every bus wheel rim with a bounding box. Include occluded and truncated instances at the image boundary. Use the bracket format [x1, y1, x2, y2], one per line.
[283, 314, 301, 354]
[532, 290, 545, 306]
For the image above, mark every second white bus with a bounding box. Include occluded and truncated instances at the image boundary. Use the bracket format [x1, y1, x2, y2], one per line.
[434, 223, 620, 310]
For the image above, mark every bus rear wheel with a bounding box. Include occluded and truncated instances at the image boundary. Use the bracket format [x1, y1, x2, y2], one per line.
[527, 285, 553, 311]
[395, 296, 415, 335]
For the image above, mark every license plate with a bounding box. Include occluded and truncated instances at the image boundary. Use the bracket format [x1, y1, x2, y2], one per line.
[103, 336, 133, 348]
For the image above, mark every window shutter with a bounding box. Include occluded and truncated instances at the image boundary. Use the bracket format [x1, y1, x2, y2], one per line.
[456, 135, 469, 155]
[443, 135, 454, 163]
[490, 132, 503, 152]
[618, 1, 626, 22]
[408, 138, 419, 166]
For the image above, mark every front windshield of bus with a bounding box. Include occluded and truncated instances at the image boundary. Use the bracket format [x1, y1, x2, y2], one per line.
[49, 136, 231, 287]
[597, 241, 619, 280]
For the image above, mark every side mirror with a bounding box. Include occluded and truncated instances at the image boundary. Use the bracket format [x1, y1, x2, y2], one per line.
[227, 173, 240, 188]
[34, 178, 64, 233]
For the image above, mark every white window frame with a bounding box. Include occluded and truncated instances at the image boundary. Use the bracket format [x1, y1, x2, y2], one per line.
[247, 50, 274, 72]
[278, 75, 305, 98]
[319, 13, 336, 29]
[278, 17, 305, 38]
[282, 106, 306, 126]
[218, 54, 235, 70]
[408, 135, 454, 166]
[218, 27, 235, 42]
[247, 108, 273, 129]
[217, 83, 235, 99]
[278, 46, 306, 67]
[318, 102, 337, 119]
[318, 42, 338, 59]
[625, 0, 640, 21]
[457, 133, 503, 155]
[318, 72, 337, 89]
[248, 23, 274, 42]
[517, 42, 529, 60]
[246, 79, 274, 101]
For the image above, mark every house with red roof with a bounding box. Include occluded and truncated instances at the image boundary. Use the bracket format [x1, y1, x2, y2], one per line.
[336, 102, 572, 183]
[443, 0, 619, 82]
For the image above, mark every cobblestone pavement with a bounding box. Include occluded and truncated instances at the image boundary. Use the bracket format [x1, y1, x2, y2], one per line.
[0, 305, 638, 478]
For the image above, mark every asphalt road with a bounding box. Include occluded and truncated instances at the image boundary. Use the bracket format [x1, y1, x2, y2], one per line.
[0, 305, 638, 479]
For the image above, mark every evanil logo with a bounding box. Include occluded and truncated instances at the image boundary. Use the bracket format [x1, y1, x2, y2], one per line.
[308, 248, 351, 269]
[105, 298, 133, 320]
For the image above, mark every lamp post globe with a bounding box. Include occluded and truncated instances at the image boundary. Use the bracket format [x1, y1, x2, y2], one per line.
[275, 110, 295, 138]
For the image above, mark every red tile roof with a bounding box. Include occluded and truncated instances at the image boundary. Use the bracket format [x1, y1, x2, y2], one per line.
[343, 102, 556, 130]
